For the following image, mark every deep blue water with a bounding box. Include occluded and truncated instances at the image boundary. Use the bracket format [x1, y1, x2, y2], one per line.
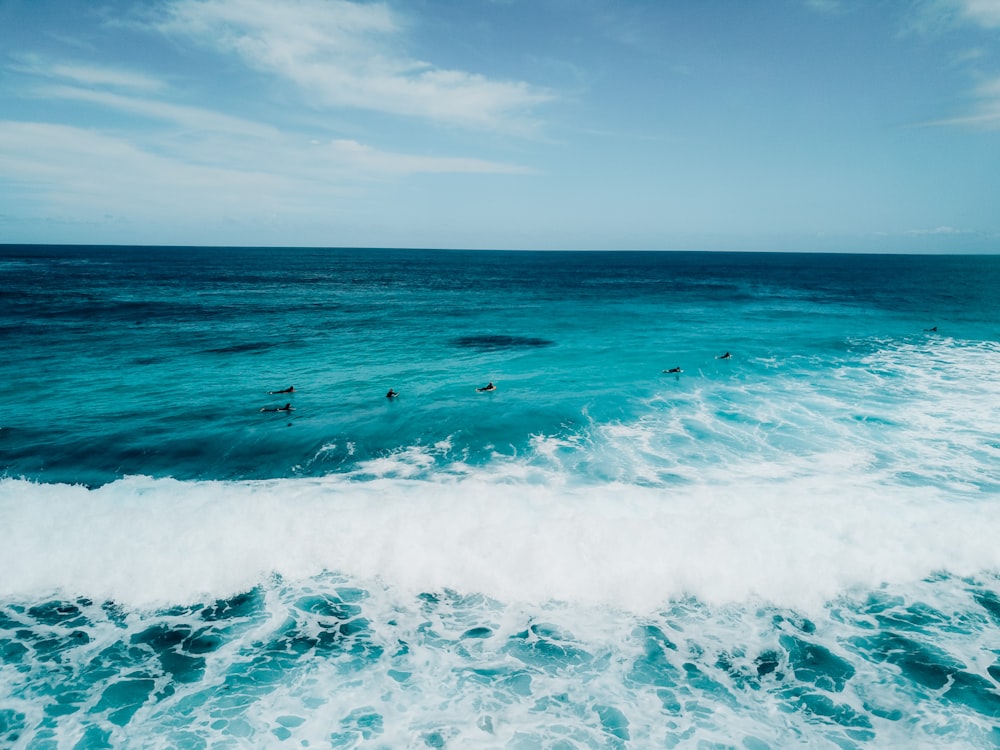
[1, 245, 999, 748]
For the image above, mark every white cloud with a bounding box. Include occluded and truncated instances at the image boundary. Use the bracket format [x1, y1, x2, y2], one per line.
[902, 0, 1000, 34]
[10, 56, 278, 138]
[905, 225, 969, 235]
[0, 118, 533, 227]
[33, 85, 281, 139]
[13, 56, 166, 92]
[325, 139, 534, 176]
[150, 0, 553, 134]
[955, 0, 1000, 27]
[914, 0, 1000, 30]
[0, 121, 294, 221]
[929, 74, 1000, 128]
[803, 0, 843, 14]
[0, 0, 543, 241]
[950, 46, 987, 65]
[3, 43, 534, 205]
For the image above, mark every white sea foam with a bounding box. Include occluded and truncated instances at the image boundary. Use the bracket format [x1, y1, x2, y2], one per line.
[2, 467, 998, 613]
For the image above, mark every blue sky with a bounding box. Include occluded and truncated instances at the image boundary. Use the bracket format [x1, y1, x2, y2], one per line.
[1, 0, 998, 251]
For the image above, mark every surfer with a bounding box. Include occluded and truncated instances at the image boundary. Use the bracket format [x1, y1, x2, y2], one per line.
[924, 326, 938, 332]
[268, 386, 295, 394]
[717, 352, 732, 359]
[386, 389, 399, 398]
[663, 367, 683, 374]
[477, 382, 496, 392]
[261, 403, 294, 412]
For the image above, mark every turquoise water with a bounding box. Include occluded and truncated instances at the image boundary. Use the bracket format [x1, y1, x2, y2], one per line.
[1, 246, 999, 748]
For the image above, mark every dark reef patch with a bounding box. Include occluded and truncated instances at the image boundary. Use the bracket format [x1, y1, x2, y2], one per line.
[451, 335, 554, 351]
[202, 342, 278, 355]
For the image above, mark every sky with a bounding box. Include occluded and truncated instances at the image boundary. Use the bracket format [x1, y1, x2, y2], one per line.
[1, 0, 998, 252]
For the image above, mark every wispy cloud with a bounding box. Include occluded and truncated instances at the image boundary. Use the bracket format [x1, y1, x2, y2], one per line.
[802, 0, 843, 15]
[33, 84, 281, 139]
[12, 55, 281, 138]
[928, 74, 1000, 128]
[905, 0, 1000, 32]
[954, 0, 1000, 28]
[901, 1, 1000, 128]
[12, 56, 167, 92]
[148, 0, 553, 134]
[0, 117, 533, 229]
[905, 225, 971, 235]
[949, 46, 987, 65]
[323, 139, 534, 176]
[1, 33, 535, 219]
[0, 121, 292, 222]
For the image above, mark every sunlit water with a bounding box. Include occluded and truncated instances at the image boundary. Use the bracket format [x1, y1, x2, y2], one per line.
[1, 246, 998, 748]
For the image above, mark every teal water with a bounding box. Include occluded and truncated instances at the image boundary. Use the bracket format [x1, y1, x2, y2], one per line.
[1, 246, 999, 748]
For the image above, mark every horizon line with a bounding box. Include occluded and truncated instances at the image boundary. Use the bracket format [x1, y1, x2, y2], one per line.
[3, 243, 999, 257]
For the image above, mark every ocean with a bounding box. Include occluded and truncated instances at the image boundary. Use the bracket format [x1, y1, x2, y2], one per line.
[1, 245, 998, 749]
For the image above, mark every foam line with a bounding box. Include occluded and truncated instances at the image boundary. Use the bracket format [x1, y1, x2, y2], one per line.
[2, 474, 998, 611]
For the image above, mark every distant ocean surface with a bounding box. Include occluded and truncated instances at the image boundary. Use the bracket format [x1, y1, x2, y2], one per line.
[1, 245, 999, 749]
